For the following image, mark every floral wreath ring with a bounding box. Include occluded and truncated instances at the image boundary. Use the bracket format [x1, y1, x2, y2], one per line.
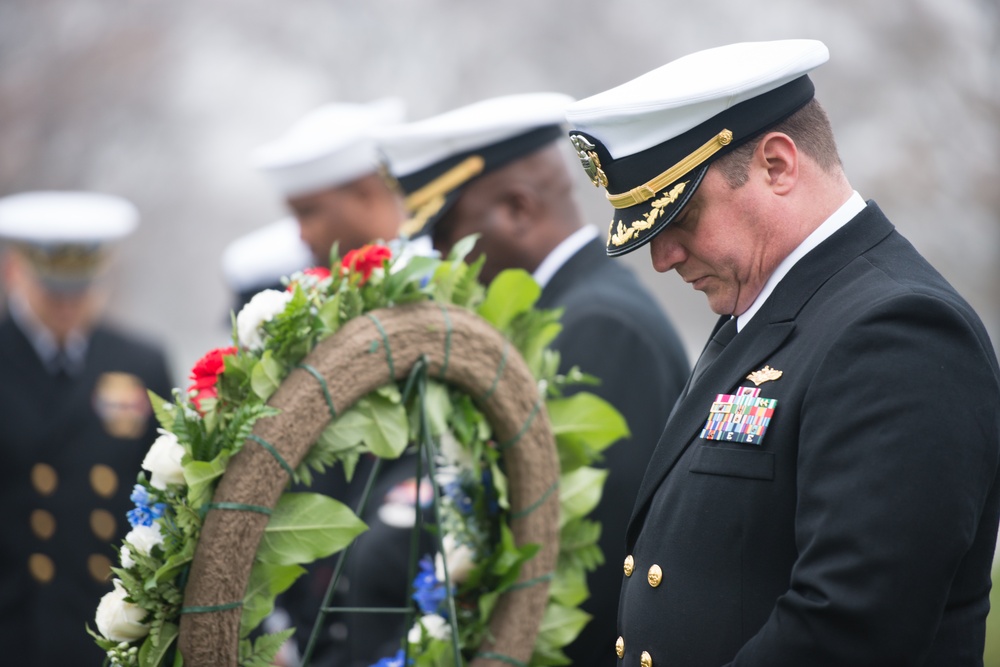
[177, 301, 560, 667]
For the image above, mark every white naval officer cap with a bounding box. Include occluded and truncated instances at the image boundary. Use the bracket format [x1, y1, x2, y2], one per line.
[252, 97, 407, 199]
[221, 217, 313, 297]
[0, 190, 139, 291]
[565, 39, 830, 257]
[376, 92, 574, 237]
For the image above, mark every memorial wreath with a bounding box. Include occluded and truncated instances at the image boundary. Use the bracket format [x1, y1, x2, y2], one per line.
[90, 237, 627, 667]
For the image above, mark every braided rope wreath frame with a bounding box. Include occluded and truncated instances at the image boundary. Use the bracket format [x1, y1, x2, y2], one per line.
[177, 301, 561, 667]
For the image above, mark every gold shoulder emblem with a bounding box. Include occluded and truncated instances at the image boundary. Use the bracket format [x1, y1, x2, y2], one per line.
[746, 365, 783, 386]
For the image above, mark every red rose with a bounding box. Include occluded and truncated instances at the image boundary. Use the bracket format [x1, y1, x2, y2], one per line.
[341, 244, 392, 284]
[286, 266, 332, 292]
[188, 346, 237, 410]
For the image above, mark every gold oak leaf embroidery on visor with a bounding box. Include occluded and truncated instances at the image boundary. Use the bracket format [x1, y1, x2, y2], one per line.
[608, 180, 688, 247]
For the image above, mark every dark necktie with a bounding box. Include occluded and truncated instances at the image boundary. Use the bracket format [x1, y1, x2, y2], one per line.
[689, 316, 738, 388]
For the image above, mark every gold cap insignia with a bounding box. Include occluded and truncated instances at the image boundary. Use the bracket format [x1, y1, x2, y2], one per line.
[746, 365, 783, 386]
[569, 134, 608, 188]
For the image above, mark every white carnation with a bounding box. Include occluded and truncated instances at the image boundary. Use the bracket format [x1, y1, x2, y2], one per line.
[119, 546, 134, 569]
[95, 580, 150, 643]
[435, 534, 476, 584]
[125, 524, 164, 556]
[142, 430, 185, 490]
[236, 289, 293, 350]
[408, 613, 451, 643]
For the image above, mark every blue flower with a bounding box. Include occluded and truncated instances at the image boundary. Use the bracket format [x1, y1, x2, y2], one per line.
[482, 469, 499, 516]
[412, 556, 448, 615]
[369, 648, 411, 667]
[130, 484, 150, 506]
[127, 484, 167, 527]
[126, 507, 148, 527]
[444, 479, 474, 515]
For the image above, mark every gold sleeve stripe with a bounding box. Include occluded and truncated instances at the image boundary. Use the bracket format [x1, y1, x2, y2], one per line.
[606, 129, 733, 209]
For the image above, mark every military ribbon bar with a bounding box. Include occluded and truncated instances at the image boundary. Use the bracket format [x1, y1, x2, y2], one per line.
[700, 386, 777, 445]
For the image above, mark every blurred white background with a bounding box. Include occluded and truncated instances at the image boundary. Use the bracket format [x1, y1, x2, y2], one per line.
[1, 0, 997, 381]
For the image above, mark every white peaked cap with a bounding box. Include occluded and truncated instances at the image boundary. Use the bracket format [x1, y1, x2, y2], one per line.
[0, 191, 139, 244]
[564, 39, 830, 256]
[377, 92, 574, 178]
[566, 40, 829, 159]
[252, 97, 407, 198]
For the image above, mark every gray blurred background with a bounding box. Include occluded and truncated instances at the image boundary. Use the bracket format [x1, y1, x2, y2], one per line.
[1, 0, 997, 381]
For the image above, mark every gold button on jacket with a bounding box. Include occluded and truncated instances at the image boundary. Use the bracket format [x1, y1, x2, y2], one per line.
[648, 564, 663, 587]
[640, 650, 653, 667]
[624, 554, 634, 577]
[615, 635, 624, 659]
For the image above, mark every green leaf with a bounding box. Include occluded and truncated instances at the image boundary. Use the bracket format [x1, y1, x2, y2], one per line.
[559, 518, 604, 572]
[147, 391, 174, 431]
[154, 551, 193, 585]
[240, 562, 305, 638]
[385, 255, 439, 300]
[317, 292, 342, 335]
[559, 466, 608, 526]
[183, 453, 229, 506]
[256, 492, 368, 565]
[451, 253, 486, 309]
[412, 638, 459, 667]
[138, 621, 178, 667]
[531, 604, 591, 666]
[549, 392, 629, 450]
[356, 392, 409, 459]
[325, 389, 406, 461]
[507, 307, 563, 378]
[477, 269, 541, 331]
[447, 233, 480, 263]
[323, 402, 374, 450]
[240, 628, 297, 667]
[548, 392, 630, 471]
[250, 350, 285, 402]
[422, 380, 452, 438]
[549, 563, 589, 608]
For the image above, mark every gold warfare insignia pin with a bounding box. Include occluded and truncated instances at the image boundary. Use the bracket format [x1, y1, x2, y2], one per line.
[746, 365, 783, 386]
[569, 134, 608, 188]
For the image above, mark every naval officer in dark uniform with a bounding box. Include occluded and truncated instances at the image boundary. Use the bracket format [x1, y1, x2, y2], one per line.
[0, 191, 173, 666]
[375, 93, 690, 667]
[565, 39, 1000, 666]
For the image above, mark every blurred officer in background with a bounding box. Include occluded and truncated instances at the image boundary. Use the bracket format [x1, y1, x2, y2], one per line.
[252, 98, 408, 266]
[357, 93, 689, 667]
[0, 191, 173, 666]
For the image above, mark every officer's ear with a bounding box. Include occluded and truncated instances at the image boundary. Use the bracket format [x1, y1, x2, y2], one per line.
[756, 132, 798, 195]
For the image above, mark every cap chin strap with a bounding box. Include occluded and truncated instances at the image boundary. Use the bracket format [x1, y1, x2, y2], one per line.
[606, 129, 732, 209]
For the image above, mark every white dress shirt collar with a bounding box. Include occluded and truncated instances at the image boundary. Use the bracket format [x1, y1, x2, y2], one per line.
[532, 225, 599, 289]
[737, 191, 866, 331]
